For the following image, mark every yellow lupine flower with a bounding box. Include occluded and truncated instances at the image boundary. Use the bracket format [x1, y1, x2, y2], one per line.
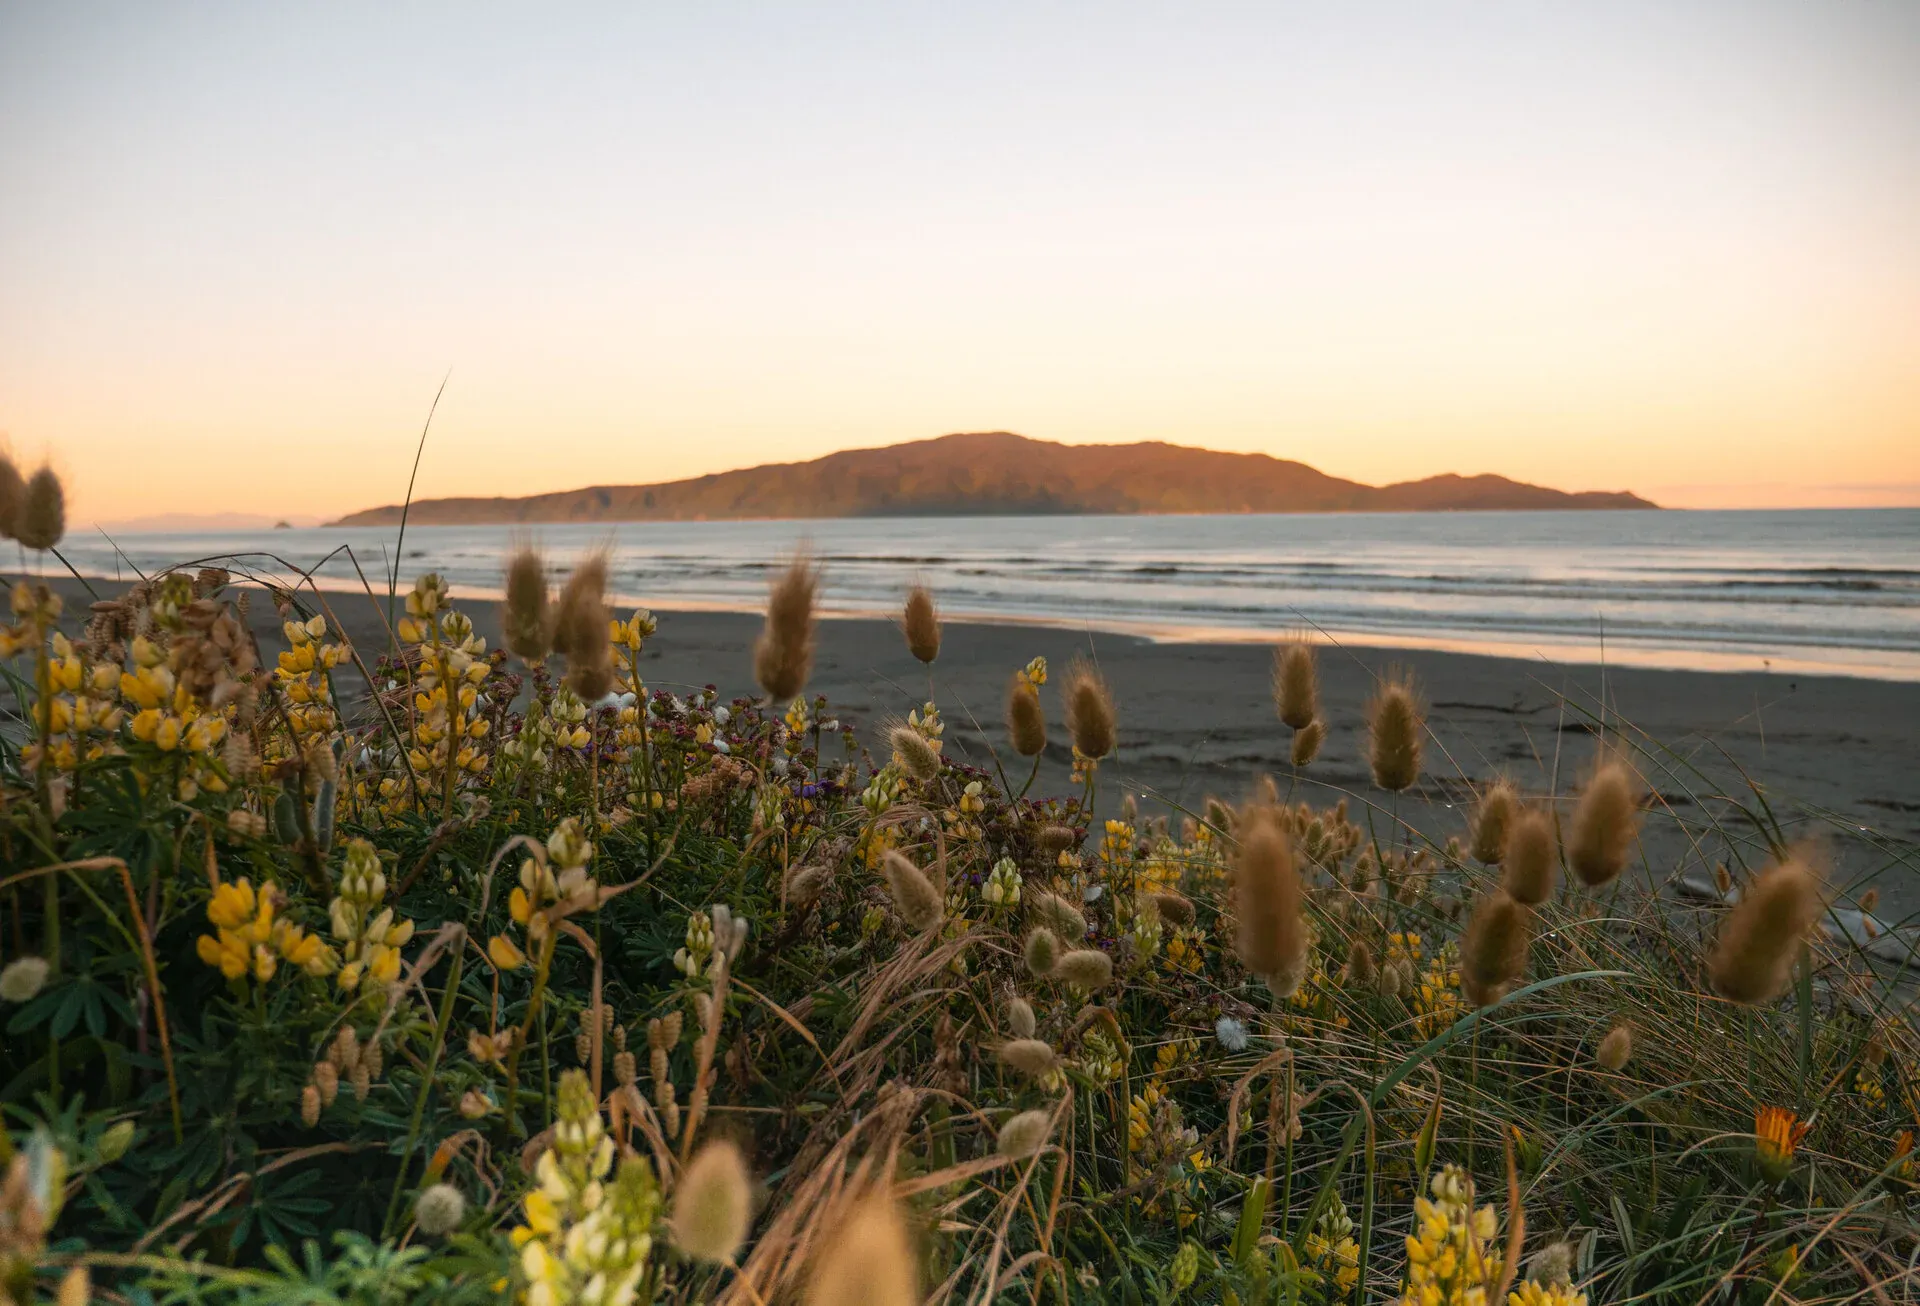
[1509, 1282, 1587, 1306]
[196, 931, 251, 980]
[207, 879, 261, 931]
[489, 935, 529, 970]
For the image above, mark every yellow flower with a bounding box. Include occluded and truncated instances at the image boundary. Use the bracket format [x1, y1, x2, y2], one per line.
[490, 935, 529, 970]
[207, 879, 261, 931]
[1754, 1106, 1808, 1184]
[197, 931, 251, 980]
[1509, 1282, 1587, 1306]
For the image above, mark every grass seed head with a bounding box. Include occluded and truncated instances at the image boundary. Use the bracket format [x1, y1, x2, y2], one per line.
[1030, 890, 1087, 942]
[805, 1196, 918, 1306]
[888, 723, 942, 783]
[672, 1139, 753, 1264]
[502, 544, 551, 661]
[1150, 890, 1194, 927]
[1501, 808, 1558, 906]
[998, 1109, 1053, 1158]
[1343, 939, 1375, 985]
[0, 454, 20, 540]
[1055, 948, 1114, 990]
[1471, 781, 1519, 864]
[1036, 823, 1078, 854]
[881, 850, 944, 933]
[1366, 670, 1424, 793]
[1569, 758, 1639, 888]
[998, 1038, 1058, 1078]
[1595, 1024, 1633, 1071]
[754, 553, 818, 702]
[1460, 887, 1531, 1007]
[1273, 640, 1318, 730]
[1063, 658, 1116, 760]
[1024, 926, 1060, 977]
[17, 464, 64, 551]
[553, 553, 614, 699]
[902, 585, 940, 664]
[1291, 719, 1325, 767]
[1005, 996, 1036, 1039]
[1006, 675, 1048, 757]
[1707, 852, 1822, 1006]
[1232, 808, 1308, 992]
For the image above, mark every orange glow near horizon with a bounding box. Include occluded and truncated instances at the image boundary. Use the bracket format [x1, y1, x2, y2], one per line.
[2, 5, 1916, 524]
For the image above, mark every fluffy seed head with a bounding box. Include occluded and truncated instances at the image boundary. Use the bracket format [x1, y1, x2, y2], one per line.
[1036, 823, 1078, 854]
[0, 956, 51, 1003]
[1150, 890, 1194, 927]
[1272, 639, 1318, 730]
[888, 724, 942, 783]
[1205, 797, 1233, 834]
[1595, 1024, 1633, 1071]
[1232, 809, 1307, 991]
[415, 1182, 468, 1236]
[1500, 808, 1558, 906]
[1366, 671, 1424, 792]
[1290, 719, 1325, 767]
[0, 454, 20, 540]
[1030, 890, 1087, 942]
[1006, 675, 1047, 757]
[1460, 888, 1531, 1007]
[300, 1083, 321, 1127]
[755, 554, 818, 702]
[998, 1038, 1058, 1078]
[1063, 658, 1116, 760]
[1470, 781, 1519, 864]
[805, 1197, 918, 1306]
[1004, 996, 1036, 1039]
[502, 545, 551, 661]
[17, 465, 64, 551]
[1024, 926, 1060, 977]
[553, 553, 614, 699]
[1568, 759, 1639, 887]
[998, 1109, 1053, 1158]
[1343, 939, 1375, 985]
[1055, 948, 1114, 990]
[1708, 852, 1822, 1006]
[902, 585, 940, 664]
[882, 850, 944, 933]
[673, 1139, 753, 1264]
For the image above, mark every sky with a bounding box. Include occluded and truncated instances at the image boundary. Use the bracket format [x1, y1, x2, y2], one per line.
[1, 2, 1916, 525]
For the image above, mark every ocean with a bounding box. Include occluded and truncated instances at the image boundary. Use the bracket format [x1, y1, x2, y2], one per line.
[61, 508, 1920, 680]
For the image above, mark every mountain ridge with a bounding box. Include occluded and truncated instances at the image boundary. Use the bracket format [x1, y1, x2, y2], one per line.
[328, 432, 1656, 525]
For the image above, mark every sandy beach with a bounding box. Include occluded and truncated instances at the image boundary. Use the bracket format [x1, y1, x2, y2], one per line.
[37, 571, 1919, 924]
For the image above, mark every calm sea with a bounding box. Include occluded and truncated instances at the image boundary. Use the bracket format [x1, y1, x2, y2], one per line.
[63, 509, 1920, 680]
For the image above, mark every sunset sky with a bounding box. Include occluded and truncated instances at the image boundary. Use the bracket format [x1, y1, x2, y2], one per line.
[2, 2, 1916, 525]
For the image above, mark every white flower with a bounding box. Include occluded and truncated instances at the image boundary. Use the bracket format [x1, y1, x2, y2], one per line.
[1214, 1016, 1249, 1052]
[713, 706, 731, 726]
[0, 957, 50, 1004]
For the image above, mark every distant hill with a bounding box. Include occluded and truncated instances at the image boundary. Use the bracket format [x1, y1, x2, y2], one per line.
[328, 432, 1656, 525]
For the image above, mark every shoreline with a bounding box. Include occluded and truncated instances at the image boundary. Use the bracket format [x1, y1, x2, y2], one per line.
[53, 565, 1920, 684]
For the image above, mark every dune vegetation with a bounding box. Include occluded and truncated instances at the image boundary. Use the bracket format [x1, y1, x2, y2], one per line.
[0, 457, 1912, 1305]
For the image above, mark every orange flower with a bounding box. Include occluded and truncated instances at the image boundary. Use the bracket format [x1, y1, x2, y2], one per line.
[1893, 1130, 1915, 1183]
[1754, 1106, 1808, 1183]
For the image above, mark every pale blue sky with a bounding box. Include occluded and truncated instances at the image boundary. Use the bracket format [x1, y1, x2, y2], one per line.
[2, 2, 1916, 520]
